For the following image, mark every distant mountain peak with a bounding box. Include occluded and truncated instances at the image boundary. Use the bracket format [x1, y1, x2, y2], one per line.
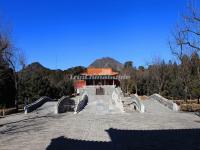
[19, 62, 50, 74]
[27, 62, 43, 67]
[89, 57, 123, 72]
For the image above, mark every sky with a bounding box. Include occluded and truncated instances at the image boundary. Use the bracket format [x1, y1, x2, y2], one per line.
[0, 0, 190, 69]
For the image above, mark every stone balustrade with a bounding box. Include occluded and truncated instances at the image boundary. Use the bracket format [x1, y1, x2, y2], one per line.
[74, 92, 88, 114]
[131, 94, 145, 113]
[56, 96, 75, 114]
[149, 94, 180, 111]
[24, 96, 52, 114]
[111, 88, 125, 112]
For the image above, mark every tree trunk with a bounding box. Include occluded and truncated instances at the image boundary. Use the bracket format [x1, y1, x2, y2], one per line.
[184, 85, 188, 102]
[126, 83, 128, 94]
[158, 86, 162, 95]
[135, 84, 138, 95]
[14, 72, 18, 111]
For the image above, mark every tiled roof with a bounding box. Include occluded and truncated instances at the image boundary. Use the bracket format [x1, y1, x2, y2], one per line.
[82, 68, 119, 76]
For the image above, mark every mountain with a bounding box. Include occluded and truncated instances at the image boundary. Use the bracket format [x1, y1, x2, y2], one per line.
[19, 62, 52, 78]
[89, 57, 124, 72]
[20, 62, 85, 75]
[18, 62, 86, 101]
[19, 62, 86, 85]
[21, 62, 50, 73]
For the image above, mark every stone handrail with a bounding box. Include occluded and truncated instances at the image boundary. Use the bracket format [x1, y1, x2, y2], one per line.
[149, 94, 180, 111]
[111, 88, 125, 112]
[74, 91, 88, 114]
[131, 94, 145, 113]
[56, 96, 75, 114]
[116, 87, 123, 96]
[77, 88, 86, 95]
[24, 96, 52, 114]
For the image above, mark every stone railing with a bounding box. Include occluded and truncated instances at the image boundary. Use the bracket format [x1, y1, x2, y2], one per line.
[116, 87, 123, 96]
[131, 94, 145, 113]
[77, 88, 86, 95]
[56, 96, 75, 114]
[24, 96, 52, 114]
[149, 94, 180, 111]
[111, 88, 125, 112]
[74, 91, 88, 114]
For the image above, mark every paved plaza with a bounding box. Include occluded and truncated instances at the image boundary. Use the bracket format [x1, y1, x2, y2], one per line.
[0, 97, 200, 150]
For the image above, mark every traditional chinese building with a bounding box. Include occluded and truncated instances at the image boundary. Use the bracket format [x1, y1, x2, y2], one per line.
[74, 68, 120, 89]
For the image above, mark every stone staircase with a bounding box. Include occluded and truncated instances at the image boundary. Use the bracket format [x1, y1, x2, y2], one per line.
[76, 86, 140, 114]
[80, 95, 121, 114]
[80, 86, 122, 114]
[34, 101, 57, 115]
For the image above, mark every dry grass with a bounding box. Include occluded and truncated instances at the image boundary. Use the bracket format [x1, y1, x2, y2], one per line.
[174, 100, 199, 105]
[139, 95, 149, 101]
[0, 108, 17, 116]
[173, 100, 200, 112]
[0, 104, 25, 116]
[180, 104, 200, 112]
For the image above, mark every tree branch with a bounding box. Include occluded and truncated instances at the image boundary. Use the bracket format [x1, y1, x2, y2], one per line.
[181, 41, 200, 51]
[181, 29, 200, 36]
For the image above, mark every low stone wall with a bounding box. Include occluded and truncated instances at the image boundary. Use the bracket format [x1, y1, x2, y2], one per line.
[149, 94, 180, 111]
[74, 92, 88, 114]
[85, 85, 115, 95]
[131, 94, 145, 113]
[24, 96, 52, 114]
[0, 108, 17, 116]
[56, 96, 75, 114]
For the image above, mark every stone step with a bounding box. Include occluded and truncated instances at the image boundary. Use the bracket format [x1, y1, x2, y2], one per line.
[79, 86, 123, 114]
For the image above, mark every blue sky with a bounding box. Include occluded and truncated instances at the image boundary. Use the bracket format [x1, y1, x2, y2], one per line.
[0, 0, 189, 69]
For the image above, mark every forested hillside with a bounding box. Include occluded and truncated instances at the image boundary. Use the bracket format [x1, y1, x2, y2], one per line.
[121, 53, 200, 101]
[18, 63, 86, 104]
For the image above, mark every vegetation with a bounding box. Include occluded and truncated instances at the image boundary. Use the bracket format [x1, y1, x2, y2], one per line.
[0, 25, 18, 108]
[121, 53, 200, 101]
[121, 1, 200, 101]
[0, 64, 16, 108]
[0, 35, 85, 107]
[18, 63, 85, 104]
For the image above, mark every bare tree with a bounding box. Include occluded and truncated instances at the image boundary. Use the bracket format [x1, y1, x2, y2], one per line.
[182, 1, 200, 50]
[169, 0, 200, 101]
[0, 23, 26, 110]
[150, 59, 168, 95]
[169, 0, 200, 61]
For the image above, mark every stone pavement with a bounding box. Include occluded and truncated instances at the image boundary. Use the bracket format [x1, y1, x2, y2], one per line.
[80, 95, 121, 115]
[0, 98, 200, 150]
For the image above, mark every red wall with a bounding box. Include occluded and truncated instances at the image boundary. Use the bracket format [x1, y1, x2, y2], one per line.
[74, 80, 86, 89]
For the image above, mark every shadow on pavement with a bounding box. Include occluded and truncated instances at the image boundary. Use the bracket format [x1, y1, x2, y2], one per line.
[46, 128, 200, 150]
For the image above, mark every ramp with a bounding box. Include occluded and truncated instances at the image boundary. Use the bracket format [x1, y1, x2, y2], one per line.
[80, 95, 121, 114]
[34, 101, 57, 115]
[143, 98, 172, 114]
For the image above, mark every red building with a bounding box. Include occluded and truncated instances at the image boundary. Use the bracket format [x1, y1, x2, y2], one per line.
[74, 68, 120, 89]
